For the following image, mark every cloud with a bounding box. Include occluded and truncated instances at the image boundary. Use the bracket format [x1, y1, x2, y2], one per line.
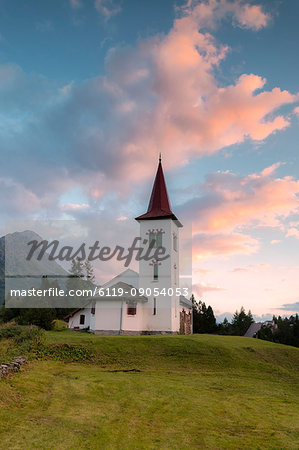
[232, 263, 270, 273]
[0, 1, 297, 222]
[193, 232, 259, 259]
[279, 301, 299, 312]
[180, 164, 299, 234]
[286, 227, 299, 239]
[233, 3, 270, 30]
[192, 281, 225, 297]
[0, 178, 41, 216]
[60, 203, 89, 211]
[94, 0, 121, 19]
[293, 106, 299, 116]
[232, 267, 248, 273]
[181, 0, 271, 31]
[178, 164, 299, 260]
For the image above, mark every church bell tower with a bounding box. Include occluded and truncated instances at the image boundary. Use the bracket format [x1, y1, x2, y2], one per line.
[135, 155, 183, 333]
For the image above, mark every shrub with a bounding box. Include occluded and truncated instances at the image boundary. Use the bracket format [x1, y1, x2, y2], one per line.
[0, 324, 23, 339]
[15, 325, 44, 343]
[0, 323, 44, 345]
[52, 319, 68, 331]
[0, 323, 45, 359]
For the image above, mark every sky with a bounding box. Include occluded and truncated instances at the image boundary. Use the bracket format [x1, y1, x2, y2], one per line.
[0, 0, 298, 319]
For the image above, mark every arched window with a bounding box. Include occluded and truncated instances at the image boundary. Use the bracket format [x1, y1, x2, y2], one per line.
[149, 231, 156, 248]
[148, 231, 163, 248]
[173, 234, 177, 252]
[156, 231, 163, 248]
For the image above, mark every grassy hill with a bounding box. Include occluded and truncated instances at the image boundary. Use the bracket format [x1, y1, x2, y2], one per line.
[0, 331, 299, 449]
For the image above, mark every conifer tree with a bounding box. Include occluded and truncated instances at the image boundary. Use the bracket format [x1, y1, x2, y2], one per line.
[84, 260, 95, 285]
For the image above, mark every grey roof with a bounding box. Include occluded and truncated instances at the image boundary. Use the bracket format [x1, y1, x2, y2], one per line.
[244, 322, 262, 337]
[179, 295, 193, 308]
[101, 268, 139, 289]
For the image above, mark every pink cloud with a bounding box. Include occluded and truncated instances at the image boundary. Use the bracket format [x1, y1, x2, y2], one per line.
[234, 3, 270, 30]
[192, 281, 225, 297]
[270, 239, 281, 245]
[192, 232, 259, 259]
[232, 263, 270, 273]
[182, 165, 299, 234]
[96, 2, 296, 181]
[286, 227, 299, 239]
[60, 203, 89, 211]
[181, 0, 270, 31]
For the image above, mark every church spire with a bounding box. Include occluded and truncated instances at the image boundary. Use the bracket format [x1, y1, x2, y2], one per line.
[135, 156, 179, 222]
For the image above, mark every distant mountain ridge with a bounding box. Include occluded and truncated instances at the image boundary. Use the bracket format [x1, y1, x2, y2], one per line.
[0, 230, 69, 305]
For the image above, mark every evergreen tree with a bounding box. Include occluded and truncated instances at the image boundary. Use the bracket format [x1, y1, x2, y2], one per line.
[218, 317, 232, 335]
[204, 305, 217, 333]
[84, 260, 95, 285]
[66, 259, 93, 307]
[231, 307, 254, 335]
[192, 295, 217, 333]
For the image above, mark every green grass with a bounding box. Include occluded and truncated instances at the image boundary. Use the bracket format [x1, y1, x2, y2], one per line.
[0, 331, 299, 449]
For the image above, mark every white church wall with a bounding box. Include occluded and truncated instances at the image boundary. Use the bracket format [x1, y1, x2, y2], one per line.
[68, 308, 91, 330]
[138, 218, 181, 333]
[121, 301, 145, 332]
[92, 299, 122, 333]
[91, 299, 145, 334]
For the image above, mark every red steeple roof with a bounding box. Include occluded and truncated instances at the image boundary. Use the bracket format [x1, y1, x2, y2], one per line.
[135, 155, 180, 222]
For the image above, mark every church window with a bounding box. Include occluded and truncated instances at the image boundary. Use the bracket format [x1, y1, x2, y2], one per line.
[91, 304, 95, 315]
[173, 234, 177, 252]
[153, 262, 159, 281]
[153, 297, 157, 315]
[80, 315, 85, 325]
[156, 231, 163, 248]
[149, 231, 156, 248]
[127, 302, 137, 316]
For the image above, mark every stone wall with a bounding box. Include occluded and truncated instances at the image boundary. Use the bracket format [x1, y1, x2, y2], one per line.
[0, 356, 27, 379]
[180, 310, 192, 334]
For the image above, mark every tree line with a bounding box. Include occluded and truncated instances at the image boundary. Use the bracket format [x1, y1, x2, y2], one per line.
[257, 315, 299, 348]
[192, 295, 299, 348]
[191, 295, 254, 336]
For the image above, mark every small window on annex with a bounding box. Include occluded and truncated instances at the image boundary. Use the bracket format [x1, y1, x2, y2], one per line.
[127, 302, 137, 316]
[80, 315, 85, 325]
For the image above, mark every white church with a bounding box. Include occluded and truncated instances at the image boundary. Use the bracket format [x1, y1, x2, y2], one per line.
[67, 157, 192, 334]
